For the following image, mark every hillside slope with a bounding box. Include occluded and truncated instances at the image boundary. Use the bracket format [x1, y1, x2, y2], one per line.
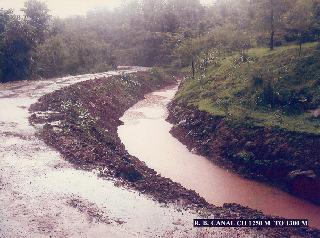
[168, 43, 320, 204]
[175, 43, 320, 134]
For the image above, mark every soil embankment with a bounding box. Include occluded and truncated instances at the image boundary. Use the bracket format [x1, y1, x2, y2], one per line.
[167, 102, 320, 205]
[29, 71, 320, 237]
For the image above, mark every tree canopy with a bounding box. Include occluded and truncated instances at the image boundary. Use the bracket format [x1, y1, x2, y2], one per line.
[0, 0, 319, 83]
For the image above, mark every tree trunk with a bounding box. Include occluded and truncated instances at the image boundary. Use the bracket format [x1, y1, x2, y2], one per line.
[299, 39, 302, 56]
[270, 31, 274, 50]
[191, 57, 195, 79]
[269, 0, 275, 50]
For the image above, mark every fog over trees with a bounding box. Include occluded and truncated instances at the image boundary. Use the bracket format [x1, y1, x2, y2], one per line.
[0, 0, 319, 82]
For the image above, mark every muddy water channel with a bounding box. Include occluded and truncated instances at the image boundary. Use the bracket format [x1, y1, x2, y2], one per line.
[118, 84, 320, 229]
[2, 69, 231, 238]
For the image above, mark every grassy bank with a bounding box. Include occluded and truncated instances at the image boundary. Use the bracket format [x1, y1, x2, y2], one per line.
[175, 43, 320, 134]
[169, 43, 320, 204]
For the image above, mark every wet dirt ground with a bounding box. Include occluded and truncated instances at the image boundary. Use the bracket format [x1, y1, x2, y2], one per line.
[0, 69, 260, 238]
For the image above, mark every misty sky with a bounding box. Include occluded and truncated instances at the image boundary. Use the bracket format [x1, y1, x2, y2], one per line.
[0, 0, 214, 18]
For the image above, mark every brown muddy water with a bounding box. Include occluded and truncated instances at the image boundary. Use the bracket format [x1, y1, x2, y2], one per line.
[118, 84, 320, 229]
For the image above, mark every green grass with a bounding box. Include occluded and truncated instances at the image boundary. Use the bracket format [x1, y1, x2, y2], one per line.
[175, 42, 320, 134]
[197, 99, 226, 116]
[247, 42, 318, 57]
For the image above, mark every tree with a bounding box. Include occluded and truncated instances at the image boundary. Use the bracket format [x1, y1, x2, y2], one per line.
[174, 37, 205, 77]
[161, 12, 179, 33]
[1, 16, 36, 82]
[269, 0, 275, 50]
[252, 0, 293, 50]
[0, 9, 14, 80]
[167, 0, 204, 29]
[22, 0, 51, 43]
[285, 0, 314, 55]
[312, 0, 320, 41]
[0, 9, 13, 34]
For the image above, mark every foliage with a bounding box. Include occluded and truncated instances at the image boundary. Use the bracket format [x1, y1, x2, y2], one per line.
[22, 0, 51, 43]
[1, 0, 320, 83]
[174, 43, 320, 134]
[0, 12, 36, 82]
[35, 34, 116, 78]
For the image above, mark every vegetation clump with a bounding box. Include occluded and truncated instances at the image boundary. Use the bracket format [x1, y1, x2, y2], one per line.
[175, 43, 320, 134]
[2, 0, 320, 83]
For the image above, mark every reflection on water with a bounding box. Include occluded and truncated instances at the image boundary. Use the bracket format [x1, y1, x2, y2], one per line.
[118, 84, 320, 229]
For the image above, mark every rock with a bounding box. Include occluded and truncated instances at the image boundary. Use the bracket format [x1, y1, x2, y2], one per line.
[116, 165, 143, 182]
[178, 119, 187, 125]
[310, 109, 320, 118]
[288, 170, 320, 204]
[288, 170, 317, 179]
[201, 138, 212, 145]
[191, 148, 197, 154]
[244, 141, 255, 149]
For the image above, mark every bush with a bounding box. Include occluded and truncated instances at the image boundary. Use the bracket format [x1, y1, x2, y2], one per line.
[150, 68, 167, 82]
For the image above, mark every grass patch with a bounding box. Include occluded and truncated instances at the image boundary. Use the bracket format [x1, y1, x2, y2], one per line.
[174, 42, 320, 134]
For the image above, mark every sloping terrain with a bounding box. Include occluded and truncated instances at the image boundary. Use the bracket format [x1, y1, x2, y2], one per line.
[168, 43, 320, 204]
